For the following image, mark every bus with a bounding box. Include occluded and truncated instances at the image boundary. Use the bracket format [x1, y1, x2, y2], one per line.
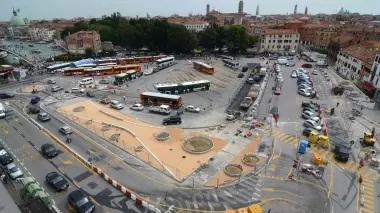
[118, 58, 136, 65]
[83, 64, 142, 77]
[76, 63, 97, 68]
[156, 80, 211, 94]
[223, 59, 239, 69]
[84, 67, 114, 77]
[47, 63, 71, 73]
[218, 55, 235, 61]
[63, 68, 86, 76]
[140, 91, 182, 109]
[193, 61, 215, 74]
[98, 63, 117, 66]
[153, 55, 167, 61]
[156, 56, 175, 67]
[114, 73, 129, 85]
[96, 58, 118, 64]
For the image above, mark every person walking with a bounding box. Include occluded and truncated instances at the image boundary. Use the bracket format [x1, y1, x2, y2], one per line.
[337, 102, 340, 107]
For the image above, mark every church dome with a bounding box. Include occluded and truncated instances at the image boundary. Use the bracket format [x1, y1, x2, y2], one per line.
[10, 9, 26, 26]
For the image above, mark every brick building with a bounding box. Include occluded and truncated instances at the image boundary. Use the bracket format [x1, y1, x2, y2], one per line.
[326, 34, 358, 64]
[298, 23, 324, 45]
[65, 31, 102, 55]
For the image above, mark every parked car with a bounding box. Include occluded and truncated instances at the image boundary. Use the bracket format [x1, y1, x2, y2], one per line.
[334, 144, 349, 162]
[37, 112, 51, 122]
[303, 120, 322, 131]
[100, 97, 110, 104]
[184, 105, 200, 113]
[298, 89, 311, 97]
[302, 128, 314, 137]
[98, 79, 110, 84]
[303, 106, 320, 113]
[86, 91, 95, 97]
[291, 71, 297, 78]
[51, 85, 63, 92]
[0, 149, 13, 166]
[301, 101, 319, 108]
[238, 73, 244, 78]
[59, 126, 73, 135]
[246, 78, 254, 84]
[110, 100, 124, 110]
[29, 106, 40, 114]
[162, 115, 182, 125]
[5, 163, 23, 179]
[298, 84, 312, 91]
[130, 104, 144, 111]
[286, 61, 295, 67]
[47, 79, 56, 84]
[30, 96, 41, 104]
[0, 93, 15, 99]
[46, 172, 69, 191]
[68, 190, 95, 213]
[301, 111, 316, 119]
[274, 87, 281, 95]
[41, 143, 58, 159]
[242, 66, 248, 72]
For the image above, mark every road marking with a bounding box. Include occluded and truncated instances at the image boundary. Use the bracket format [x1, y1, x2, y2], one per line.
[2, 127, 8, 134]
[89, 196, 100, 206]
[223, 190, 232, 197]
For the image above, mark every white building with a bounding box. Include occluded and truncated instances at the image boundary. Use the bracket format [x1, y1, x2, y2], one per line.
[367, 53, 380, 109]
[29, 27, 56, 41]
[335, 45, 378, 83]
[182, 21, 209, 33]
[259, 29, 299, 52]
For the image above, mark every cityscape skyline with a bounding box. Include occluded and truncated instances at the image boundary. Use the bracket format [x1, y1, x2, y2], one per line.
[0, 0, 379, 21]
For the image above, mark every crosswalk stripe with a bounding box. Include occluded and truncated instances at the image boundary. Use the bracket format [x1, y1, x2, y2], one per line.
[278, 135, 289, 141]
[285, 137, 298, 144]
[360, 207, 374, 213]
[240, 178, 259, 188]
[281, 135, 293, 141]
[223, 189, 250, 203]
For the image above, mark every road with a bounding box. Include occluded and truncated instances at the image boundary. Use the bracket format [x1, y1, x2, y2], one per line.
[0, 104, 146, 213]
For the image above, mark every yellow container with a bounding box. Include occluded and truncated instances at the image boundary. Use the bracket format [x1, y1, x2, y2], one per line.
[224, 211, 235, 213]
[236, 208, 249, 213]
[312, 152, 323, 165]
[318, 135, 328, 148]
[247, 204, 263, 213]
[308, 131, 319, 143]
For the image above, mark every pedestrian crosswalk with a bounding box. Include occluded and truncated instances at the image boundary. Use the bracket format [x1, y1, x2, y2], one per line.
[266, 128, 300, 147]
[161, 177, 262, 211]
[360, 177, 375, 213]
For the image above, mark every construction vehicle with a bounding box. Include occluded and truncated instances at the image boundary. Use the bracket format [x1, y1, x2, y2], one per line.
[332, 85, 345, 95]
[360, 132, 376, 146]
[240, 97, 253, 109]
[20, 177, 53, 213]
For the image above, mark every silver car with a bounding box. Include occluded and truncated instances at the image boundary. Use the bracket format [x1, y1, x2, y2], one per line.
[303, 119, 322, 131]
[6, 163, 23, 179]
[59, 126, 73, 135]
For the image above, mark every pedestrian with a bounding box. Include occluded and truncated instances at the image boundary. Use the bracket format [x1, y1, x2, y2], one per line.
[361, 106, 364, 111]
[337, 102, 340, 107]
[268, 209, 272, 213]
[123, 96, 126, 103]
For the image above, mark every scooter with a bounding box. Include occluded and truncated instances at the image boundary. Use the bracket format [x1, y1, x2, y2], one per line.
[66, 137, 72, 143]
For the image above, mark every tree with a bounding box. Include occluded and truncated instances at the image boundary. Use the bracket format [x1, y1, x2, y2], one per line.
[84, 48, 94, 58]
[198, 27, 217, 51]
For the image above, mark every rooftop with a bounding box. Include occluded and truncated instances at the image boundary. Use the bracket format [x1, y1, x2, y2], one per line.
[263, 29, 298, 35]
[300, 23, 325, 29]
[341, 45, 379, 65]
[287, 19, 304, 24]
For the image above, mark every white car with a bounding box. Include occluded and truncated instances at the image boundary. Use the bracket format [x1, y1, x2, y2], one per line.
[298, 84, 312, 90]
[291, 72, 297, 78]
[6, 163, 23, 179]
[302, 111, 315, 119]
[185, 105, 201, 113]
[276, 76, 284, 82]
[298, 89, 311, 97]
[110, 100, 124, 110]
[59, 126, 73, 135]
[303, 119, 322, 131]
[130, 104, 144, 111]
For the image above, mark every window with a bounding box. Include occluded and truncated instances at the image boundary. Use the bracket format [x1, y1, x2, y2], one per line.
[376, 78, 379, 87]
[269, 40, 271, 43]
[272, 45, 274, 48]
[262, 45, 264, 49]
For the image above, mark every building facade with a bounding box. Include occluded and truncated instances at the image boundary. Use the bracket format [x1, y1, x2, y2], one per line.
[65, 31, 102, 55]
[182, 21, 209, 33]
[259, 29, 300, 52]
[335, 45, 378, 85]
[368, 53, 380, 109]
[298, 24, 324, 45]
[313, 27, 338, 48]
[29, 27, 56, 41]
[326, 35, 357, 64]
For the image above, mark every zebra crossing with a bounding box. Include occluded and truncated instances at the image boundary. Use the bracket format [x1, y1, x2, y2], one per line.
[267, 128, 300, 148]
[161, 177, 262, 211]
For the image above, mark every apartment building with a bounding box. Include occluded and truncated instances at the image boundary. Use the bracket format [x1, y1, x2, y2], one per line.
[298, 24, 324, 45]
[259, 29, 300, 52]
[29, 27, 56, 41]
[368, 53, 380, 109]
[65, 31, 102, 55]
[327, 35, 358, 64]
[335, 44, 378, 84]
[313, 27, 338, 48]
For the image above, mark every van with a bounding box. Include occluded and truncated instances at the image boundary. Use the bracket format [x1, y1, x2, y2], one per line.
[0, 103, 5, 118]
[79, 77, 94, 85]
[71, 88, 85, 93]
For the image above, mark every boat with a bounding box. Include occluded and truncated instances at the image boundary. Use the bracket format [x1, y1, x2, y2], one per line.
[31, 48, 41, 53]
[28, 44, 34, 47]
[0, 51, 7, 59]
[37, 41, 47, 44]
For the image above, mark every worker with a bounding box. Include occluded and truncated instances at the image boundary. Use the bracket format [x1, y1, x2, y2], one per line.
[359, 158, 364, 168]
[330, 108, 335, 115]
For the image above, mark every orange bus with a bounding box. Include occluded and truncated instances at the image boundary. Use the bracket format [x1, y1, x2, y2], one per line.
[193, 61, 214, 74]
[121, 64, 142, 72]
[118, 58, 136, 65]
[83, 64, 142, 77]
[96, 58, 118, 65]
[140, 91, 182, 109]
[84, 67, 114, 77]
[63, 68, 86, 76]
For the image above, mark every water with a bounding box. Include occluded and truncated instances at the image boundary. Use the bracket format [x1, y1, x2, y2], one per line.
[1, 39, 64, 65]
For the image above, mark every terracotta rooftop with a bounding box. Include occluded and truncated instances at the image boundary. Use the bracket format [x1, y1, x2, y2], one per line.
[341, 45, 379, 65]
[263, 29, 298, 35]
[287, 19, 304, 24]
[300, 23, 325, 29]
[331, 35, 356, 44]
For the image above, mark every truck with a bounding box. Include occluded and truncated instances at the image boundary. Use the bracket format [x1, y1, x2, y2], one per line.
[148, 104, 171, 115]
[240, 97, 253, 109]
[247, 87, 260, 100]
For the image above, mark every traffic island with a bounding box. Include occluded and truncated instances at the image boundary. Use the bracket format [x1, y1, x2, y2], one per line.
[242, 154, 261, 166]
[73, 106, 85, 112]
[21, 84, 47, 93]
[183, 136, 214, 154]
[224, 164, 243, 177]
[155, 131, 171, 142]
[109, 133, 120, 142]
[100, 124, 112, 132]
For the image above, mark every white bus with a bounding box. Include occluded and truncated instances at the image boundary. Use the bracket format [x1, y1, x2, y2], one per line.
[79, 77, 94, 85]
[156, 56, 175, 67]
[0, 103, 5, 118]
[47, 63, 71, 73]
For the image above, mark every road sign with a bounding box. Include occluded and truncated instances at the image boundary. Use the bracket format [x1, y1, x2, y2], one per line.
[88, 157, 92, 162]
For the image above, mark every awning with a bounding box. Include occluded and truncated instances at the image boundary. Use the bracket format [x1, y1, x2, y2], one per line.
[362, 81, 376, 91]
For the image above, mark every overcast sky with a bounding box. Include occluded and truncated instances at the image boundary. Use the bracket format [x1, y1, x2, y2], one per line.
[1, 0, 378, 21]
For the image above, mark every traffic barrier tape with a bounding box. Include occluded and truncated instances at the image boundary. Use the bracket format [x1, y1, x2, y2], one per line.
[107, 177, 113, 184]
[125, 191, 131, 197]
[136, 197, 143, 205]
[131, 194, 136, 201]
[93, 167, 98, 173]
[116, 183, 122, 190]
[142, 200, 149, 208]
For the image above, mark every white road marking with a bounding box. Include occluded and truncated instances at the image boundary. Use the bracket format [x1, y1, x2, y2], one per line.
[223, 190, 233, 197]
[207, 202, 214, 211]
[192, 201, 198, 209]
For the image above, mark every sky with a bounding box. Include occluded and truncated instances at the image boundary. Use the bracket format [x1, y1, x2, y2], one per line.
[1, 0, 378, 21]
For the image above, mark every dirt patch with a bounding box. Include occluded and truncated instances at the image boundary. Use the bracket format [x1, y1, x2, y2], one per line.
[73, 106, 85, 112]
[101, 125, 112, 131]
[183, 136, 213, 154]
[224, 164, 243, 177]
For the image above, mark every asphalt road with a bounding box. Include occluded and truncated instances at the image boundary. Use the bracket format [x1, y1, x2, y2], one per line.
[0, 105, 146, 213]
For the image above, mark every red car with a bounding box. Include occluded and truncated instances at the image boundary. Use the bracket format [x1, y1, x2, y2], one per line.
[274, 87, 281, 95]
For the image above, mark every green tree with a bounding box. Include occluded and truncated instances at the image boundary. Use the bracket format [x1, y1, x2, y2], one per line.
[198, 27, 217, 51]
[84, 48, 94, 58]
